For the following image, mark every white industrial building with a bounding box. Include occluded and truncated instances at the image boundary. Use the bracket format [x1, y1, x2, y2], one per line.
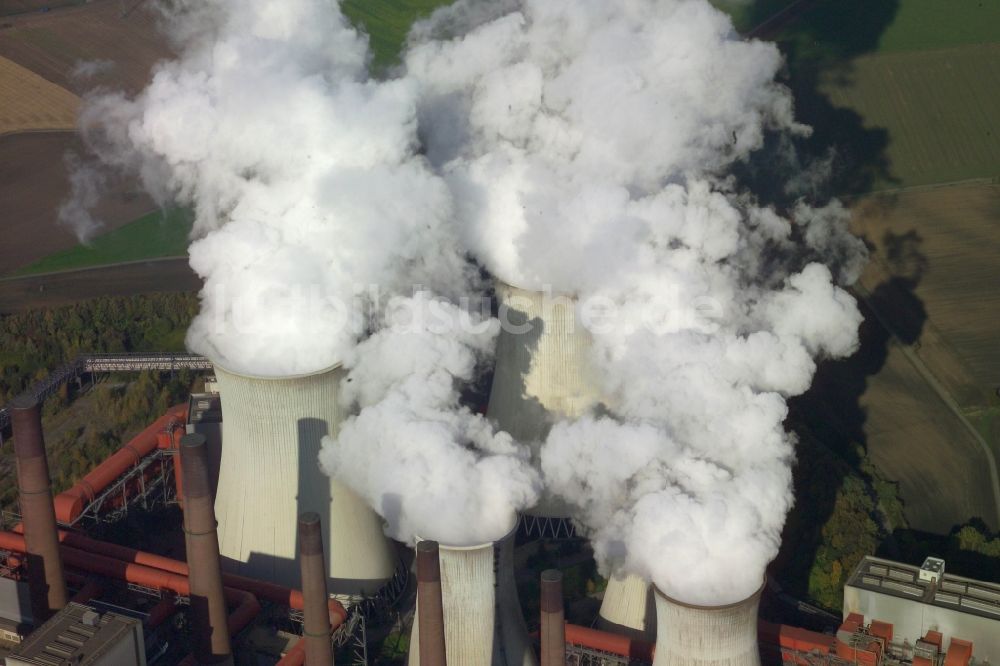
[844, 556, 1000, 663]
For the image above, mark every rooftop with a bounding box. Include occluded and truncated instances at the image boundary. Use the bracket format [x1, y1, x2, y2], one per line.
[8, 602, 143, 665]
[847, 556, 1000, 624]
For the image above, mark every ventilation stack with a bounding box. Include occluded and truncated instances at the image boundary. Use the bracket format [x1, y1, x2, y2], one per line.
[408, 524, 536, 666]
[180, 433, 233, 665]
[298, 513, 333, 666]
[10, 396, 68, 623]
[415, 541, 446, 666]
[212, 365, 395, 595]
[651, 579, 765, 666]
[540, 570, 565, 666]
[486, 282, 652, 636]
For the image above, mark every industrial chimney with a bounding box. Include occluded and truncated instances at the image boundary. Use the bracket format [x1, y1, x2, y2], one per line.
[297, 513, 333, 666]
[212, 364, 395, 595]
[10, 395, 68, 623]
[408, 523, 536, 666]
[180, 433, 233, 665]
[540, 570, 565, 666]
[486, 282, 651, 635]
[651, 579, 765, 666]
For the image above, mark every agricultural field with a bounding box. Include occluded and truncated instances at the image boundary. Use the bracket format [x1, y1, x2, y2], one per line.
[0, 258, 199, 314]
[0, 0, 171, 94]
[14, 208, 194, 276]
[0, 132, 154, 273]
[341, 0, 456, 70]
[852, 182, 1000, 406]
[819, 45, 1000, 190]
[0, 55, 78, 135]
[817, 181, 1000, 533]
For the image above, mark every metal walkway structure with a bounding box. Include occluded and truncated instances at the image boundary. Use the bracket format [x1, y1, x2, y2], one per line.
[0, 352, 213, 438]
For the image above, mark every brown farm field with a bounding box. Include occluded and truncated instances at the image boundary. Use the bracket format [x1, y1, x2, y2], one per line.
[0, 132, 154, 272]
[0, 257, 200, 313]
[0, 0, 171, 94]
[828, 182, 1000, 532]
[852, 182, 1000, 407]
[0, 55, 78, 134]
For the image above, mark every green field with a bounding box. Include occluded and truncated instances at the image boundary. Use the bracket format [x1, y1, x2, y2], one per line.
[341, 0, 454, 71]
[14, 208, 193, 276]
[820, 44, 1000, 190]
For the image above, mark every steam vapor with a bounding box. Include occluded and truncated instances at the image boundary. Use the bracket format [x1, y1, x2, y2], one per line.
[66, 0, 539, 545]
[405, 0, 867, 604]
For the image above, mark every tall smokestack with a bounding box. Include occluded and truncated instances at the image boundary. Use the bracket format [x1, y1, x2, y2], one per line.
[486, 283, 652, 633]
[298, 512, 333, 666]
[212, 365, 395, 594]
[415, 541, 446, 666]
[540, 570, 565, 666]
[408, 524, 536, 666]
[652, 579, 765, 666]
[180, 433, 233, 665]
[10, 395, 68, 623]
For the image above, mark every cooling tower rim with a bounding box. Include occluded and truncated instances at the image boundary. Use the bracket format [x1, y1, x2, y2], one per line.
[494, 278, 579, 300]
[652, 575, 766, 610]
[212, 361, 343, 381]
[414, 515, 518, 551]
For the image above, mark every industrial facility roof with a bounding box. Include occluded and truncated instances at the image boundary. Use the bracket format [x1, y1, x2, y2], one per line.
[8, 602, 142, 665]
[187, 392, 221, 425]
[846, 556, 1000, 623]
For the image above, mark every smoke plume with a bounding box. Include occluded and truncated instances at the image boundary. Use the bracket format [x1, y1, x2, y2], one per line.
[67, 0, 540, 545]
[405, 0, 866, 604]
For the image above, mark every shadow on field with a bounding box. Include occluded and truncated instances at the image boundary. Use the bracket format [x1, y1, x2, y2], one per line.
[736, 0, 901, 205]
[770, 230, 928, 608]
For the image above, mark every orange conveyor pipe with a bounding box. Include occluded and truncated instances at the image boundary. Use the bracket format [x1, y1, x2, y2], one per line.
[53, 405, 188, 523]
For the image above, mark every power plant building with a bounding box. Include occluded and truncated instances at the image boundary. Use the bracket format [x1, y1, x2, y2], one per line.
[6, 602, 146, 666]
[844, 556, 1000, 662]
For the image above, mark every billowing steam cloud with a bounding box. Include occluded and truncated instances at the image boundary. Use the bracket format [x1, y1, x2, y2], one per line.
[405, 0, 866, 604]
[66, 0, 539, 544]
[319, 292, 541, 546]
[70, 0, 472, 376]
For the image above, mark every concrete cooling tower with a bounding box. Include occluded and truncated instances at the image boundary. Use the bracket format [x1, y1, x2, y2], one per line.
[408, 524, 536, 666]
[487, 282, 601, 530]
[652, 579, 765, 666]
[212, 364, 395, 596]
[486, 281, 652, 637]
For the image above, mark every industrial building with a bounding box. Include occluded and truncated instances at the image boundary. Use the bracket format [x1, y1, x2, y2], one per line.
[0, 351, 996, 666]
[6, 602, 145, 666]
[844, 556, 1000, 662]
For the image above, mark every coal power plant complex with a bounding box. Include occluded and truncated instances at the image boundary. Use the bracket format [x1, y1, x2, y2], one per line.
[2, 0, 998, 665]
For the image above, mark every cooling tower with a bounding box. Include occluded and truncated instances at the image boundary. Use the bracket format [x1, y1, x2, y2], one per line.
[487, 282, 602, 523]
[651, 579, 765, 666]
[599, 572, 655, 640]
[486, 282, 653, 635]
[408, 523, 536, 666]
[212, 364, 395, 595]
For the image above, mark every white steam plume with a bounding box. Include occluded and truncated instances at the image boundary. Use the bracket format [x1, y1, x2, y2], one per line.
[71, 0, 471, 376]
[320, 292, 542, 546]
[406, 0, 867, 604]
[68, 0, 540, 545]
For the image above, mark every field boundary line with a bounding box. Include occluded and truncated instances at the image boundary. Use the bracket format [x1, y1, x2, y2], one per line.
[844, 177, 999, 202]
[1, 255, 188, 283]
[853, 283, 1000, 527]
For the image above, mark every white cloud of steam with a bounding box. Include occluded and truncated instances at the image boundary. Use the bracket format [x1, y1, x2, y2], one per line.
[406, 0, 867, 604]
[69, 0, 472, 376]
[320, 293, 542, 546]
